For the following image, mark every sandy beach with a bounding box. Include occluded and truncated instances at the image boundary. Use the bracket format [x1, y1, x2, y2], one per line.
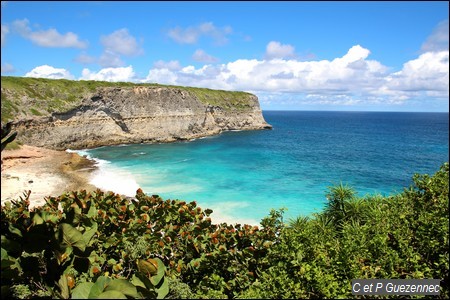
[1, 145, 257, 225]
[1, 145, 98, 208]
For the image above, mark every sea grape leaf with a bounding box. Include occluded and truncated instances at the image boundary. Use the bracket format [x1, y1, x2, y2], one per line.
[156, 278, 169, 299]
[150, 258, 166, 287]
[32, 213, 44, 226]
[104, 279, 140, 298]
[96, 290, 127, 299]
[57, 273, 70, 299]
[82, 223, 98, 246]
[88, 276, 111, 299]
[59, 223, 86, 252]
[71, 282, 94, 299]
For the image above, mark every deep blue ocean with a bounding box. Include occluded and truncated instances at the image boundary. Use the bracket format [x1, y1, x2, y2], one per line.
[76, 111, 449, 225]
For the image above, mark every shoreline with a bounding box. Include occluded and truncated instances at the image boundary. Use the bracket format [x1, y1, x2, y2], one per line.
[1, 144, 260, 226]
[1, 145, 98, 208]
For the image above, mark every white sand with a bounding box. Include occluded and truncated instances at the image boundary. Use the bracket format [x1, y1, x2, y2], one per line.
[1, 145, 97, 208]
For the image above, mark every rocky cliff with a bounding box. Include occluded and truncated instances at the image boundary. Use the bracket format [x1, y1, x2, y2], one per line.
[2, 77, 271, 150]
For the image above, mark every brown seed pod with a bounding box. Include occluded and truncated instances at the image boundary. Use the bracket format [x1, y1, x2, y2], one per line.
[66, 274, 75, 289]
[137, 258, 158, 276]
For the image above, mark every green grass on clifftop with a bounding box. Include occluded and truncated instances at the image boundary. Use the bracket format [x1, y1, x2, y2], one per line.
[1, 76, 256, 122]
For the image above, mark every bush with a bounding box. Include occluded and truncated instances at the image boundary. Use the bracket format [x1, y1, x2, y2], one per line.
[1, 163, 448, 298]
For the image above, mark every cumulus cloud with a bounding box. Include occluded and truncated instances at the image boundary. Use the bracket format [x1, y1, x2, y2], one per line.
[25, 65, 75, 79]
[98, 50, 124, 68]
[153, 60, 182, 71]
[143, 45, 387, 93]
[382, 51, 449, 98]
[76, 28, 144, 68]
[192, 49, 218, 63]
[1, 24, 8, 47]
[167, 22, 232, 45]
[74, 52, 97, 65]
[12, 19, 87, 48]
[80, 66, 135, 82]
[100, 28, 143, 56]
[421, 19, 449, 53]
[141, 44, 448, 107]
[1, 62, 15, 73]
[265, 41, 296, 60]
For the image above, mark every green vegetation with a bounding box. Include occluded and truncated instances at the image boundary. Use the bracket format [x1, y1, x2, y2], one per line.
[1, 76, 256, 123]
[183, 86, 255, 110]
[1, 163, 448, 298]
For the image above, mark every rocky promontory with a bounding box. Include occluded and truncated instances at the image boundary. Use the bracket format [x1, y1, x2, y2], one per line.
[2, 77, 272, 150]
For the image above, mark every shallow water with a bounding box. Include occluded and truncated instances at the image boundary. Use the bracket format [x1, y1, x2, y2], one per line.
[77, 111, 449, 225]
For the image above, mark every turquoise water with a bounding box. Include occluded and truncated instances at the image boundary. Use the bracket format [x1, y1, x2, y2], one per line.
[77, 111, 449, 225]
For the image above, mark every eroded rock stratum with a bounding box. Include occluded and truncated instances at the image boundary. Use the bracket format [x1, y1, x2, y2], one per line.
[3, 78, 271, 150]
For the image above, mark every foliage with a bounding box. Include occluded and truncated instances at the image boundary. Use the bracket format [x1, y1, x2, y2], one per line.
[242, 163, 449, 299]
[1, 190, 168, 299]
[1, 163, 448, 298]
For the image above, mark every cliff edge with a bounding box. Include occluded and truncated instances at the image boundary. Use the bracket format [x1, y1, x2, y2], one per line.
[1, 77, 271, 150]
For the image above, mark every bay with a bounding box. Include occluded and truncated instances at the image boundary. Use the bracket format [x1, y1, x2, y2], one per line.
[77, 111, 449, 225]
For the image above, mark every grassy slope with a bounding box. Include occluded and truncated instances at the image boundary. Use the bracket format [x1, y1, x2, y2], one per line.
[1, 76, 255, 123]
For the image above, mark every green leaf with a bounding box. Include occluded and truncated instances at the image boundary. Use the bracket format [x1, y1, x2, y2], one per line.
[57, 246, 73, 264]
[59, 223, 86, 252]
[88, 276, 111, 299]
[136, 286, 158, 299]
[41, 210, 60, 224]
[8, 224, 22, 237]
[1, 235, 21, 253]
[135, 272, 155, 291]
[57, 273, 70, 299]
[96, 290, 127, 299]
[105, 279, 140, 298]
[130, 274, 146, 289]
[156, 278, 169, 299]
[86, 203, 97, 218]
[32, 212, 44, 226]
[1, 248, 8, 260]
[82, 223, 98, 246]
[150, 258, 166, 287]
[71, 282, 94, 299]
[1, 248, 15, 269]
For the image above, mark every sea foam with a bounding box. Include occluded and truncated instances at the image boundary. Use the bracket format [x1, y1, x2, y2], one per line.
[67, 149, 140, 197]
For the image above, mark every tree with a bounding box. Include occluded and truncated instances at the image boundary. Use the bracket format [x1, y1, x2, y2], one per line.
[325, 182, 356, 225]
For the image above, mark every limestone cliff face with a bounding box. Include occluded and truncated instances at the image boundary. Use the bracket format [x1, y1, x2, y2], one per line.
[12, 86, 272, 150]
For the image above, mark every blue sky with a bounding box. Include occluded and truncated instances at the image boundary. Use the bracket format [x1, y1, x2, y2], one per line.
[1, 1, 449, 111]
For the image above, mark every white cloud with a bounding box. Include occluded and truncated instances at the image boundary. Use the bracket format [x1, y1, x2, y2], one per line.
[12, 19, 87, 48]
[144, 45, 387, 93]
[265, 41, 296, 60]
[1, 24, 9, 47]
[167, 22, 232, 45]
[74, 52, 97, 65]
[382, 51, 449, 98]
[25, 65, 75, 79]
[192, 49, 218, 63]
[80, 66, 135, 82]
[100, 28, 143, 56]
[98, 50, 125, 68]
[141, 44, 448, 107]
[153, 60, 182, 71]
[75, 29, 143, 68]
[421, 19, 449, 53]
[1, 62, 15, 73]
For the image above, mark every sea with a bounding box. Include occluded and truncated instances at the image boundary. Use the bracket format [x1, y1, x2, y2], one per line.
[73, 111, 449, 225]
